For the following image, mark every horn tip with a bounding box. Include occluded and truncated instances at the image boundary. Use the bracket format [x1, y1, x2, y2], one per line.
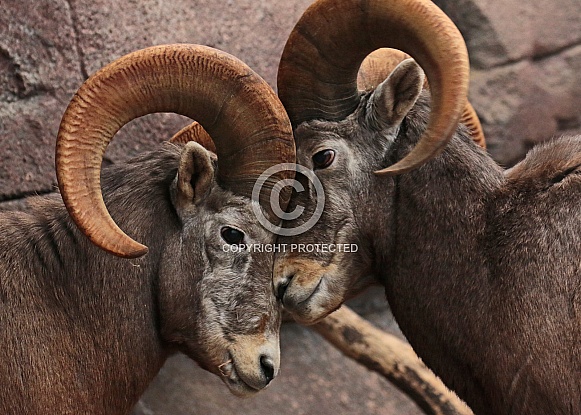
[110, 242, 149, 259]
[374, 165, 411, 176]
[374, 143, 447, 176]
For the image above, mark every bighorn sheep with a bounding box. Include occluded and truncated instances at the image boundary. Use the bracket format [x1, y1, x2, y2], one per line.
[272, 0, 581, 414]
[0, 44, 295, 415]
[170, 119, 474, 415]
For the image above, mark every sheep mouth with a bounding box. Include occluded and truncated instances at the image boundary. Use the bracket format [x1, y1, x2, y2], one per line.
[218, 354, 262, 397]
[286, 276, 336, 324]
[280, 274, 324, 311]
[296, 275, 324, 307]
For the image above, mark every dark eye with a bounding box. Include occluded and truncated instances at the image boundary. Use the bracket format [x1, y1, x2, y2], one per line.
[312, 149, 335, 169]
[221, 227, 245, 245]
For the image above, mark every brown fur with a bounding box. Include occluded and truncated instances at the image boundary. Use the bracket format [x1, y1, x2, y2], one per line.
[0, 143, 281, 414]
[274, 61, 581, 415]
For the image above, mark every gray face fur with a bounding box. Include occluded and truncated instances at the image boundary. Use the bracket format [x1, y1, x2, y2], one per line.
[106, 141, 282, 397]
[159, 144, 281, 395]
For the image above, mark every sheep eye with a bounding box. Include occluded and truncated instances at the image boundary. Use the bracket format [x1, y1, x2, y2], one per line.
[221, 227, 245, 245]
[312, 149, 335, 169]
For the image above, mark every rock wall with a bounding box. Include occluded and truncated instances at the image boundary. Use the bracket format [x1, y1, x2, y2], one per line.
[1, 0, 580, 201]
[0, 0, 314, 201]
[1, 0, 580, 414]
[434, 0, 581, 165]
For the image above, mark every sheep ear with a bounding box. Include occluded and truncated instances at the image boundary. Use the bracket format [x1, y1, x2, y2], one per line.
[172, 142, 215, 214]
[366, 59, 425, 130]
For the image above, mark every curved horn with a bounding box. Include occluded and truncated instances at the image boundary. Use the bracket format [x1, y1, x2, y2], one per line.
[460, 102, 486, 149]
[357, 48, 414, 92]
[170, 122, 217, 153]
[277, 0, 469, 174]
[57, 44, 294, 258]
[357, 48, 485, 149]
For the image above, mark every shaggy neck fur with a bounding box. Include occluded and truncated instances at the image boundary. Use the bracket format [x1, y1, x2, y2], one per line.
[0, 144, 182, 415]
[375, 101, 581, 414]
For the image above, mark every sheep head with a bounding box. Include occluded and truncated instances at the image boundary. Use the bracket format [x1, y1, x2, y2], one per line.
[272, 0, 473, 323]
[55, 44, 295, 395]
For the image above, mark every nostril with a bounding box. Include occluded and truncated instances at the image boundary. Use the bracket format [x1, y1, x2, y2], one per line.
[276, 276, 293, 303]
[260, 355, 275, 385]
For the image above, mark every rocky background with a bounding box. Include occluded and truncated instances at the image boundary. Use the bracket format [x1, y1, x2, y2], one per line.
[1, 0, 580, 414]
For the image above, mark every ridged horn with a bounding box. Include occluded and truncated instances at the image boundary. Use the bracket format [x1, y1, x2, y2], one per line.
[170, 122, 217, 153]
[277, 0, 469, 175]
[357, 48, 485, 149]
[459, 102, 486, 149]
[57, 44, 294, 258]
[357, 48, 414, 92]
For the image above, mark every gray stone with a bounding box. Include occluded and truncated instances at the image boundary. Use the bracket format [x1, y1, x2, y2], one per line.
[434, 0, 581, 69]
[2, 0, 580, 198]
[1, 0, 313, 200]
[0, 0, 82, 198]
[469, 45, 581, 166]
